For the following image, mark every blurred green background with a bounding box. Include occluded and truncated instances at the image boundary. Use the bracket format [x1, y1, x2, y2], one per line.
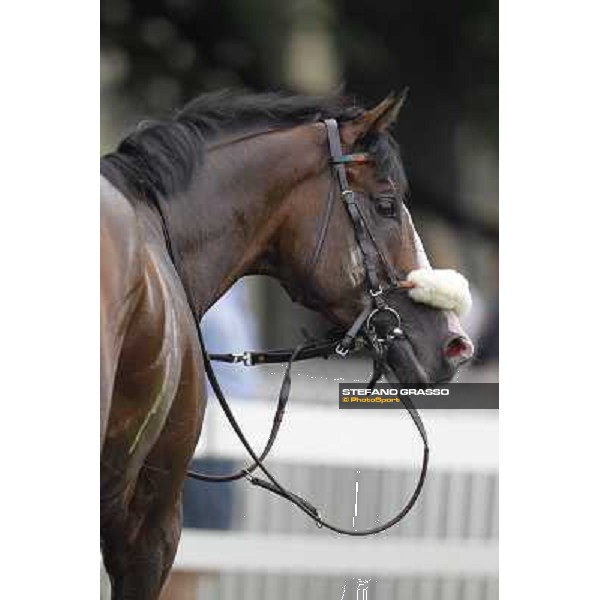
[101, 0, 498, 370]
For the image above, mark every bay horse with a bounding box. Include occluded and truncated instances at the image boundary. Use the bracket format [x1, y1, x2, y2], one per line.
[100, 90, 473, 599]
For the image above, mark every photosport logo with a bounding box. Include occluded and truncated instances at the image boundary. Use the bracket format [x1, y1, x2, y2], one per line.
[338, 383, 499, 409]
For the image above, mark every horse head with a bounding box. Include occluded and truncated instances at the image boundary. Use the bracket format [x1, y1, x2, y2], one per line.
[272, 93, 474, 384]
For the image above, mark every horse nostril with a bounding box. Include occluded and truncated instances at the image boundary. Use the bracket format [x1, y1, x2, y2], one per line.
[444, 335, 474, 365]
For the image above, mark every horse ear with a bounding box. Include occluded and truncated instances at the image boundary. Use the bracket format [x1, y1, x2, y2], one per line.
[341, 89, 408, 146]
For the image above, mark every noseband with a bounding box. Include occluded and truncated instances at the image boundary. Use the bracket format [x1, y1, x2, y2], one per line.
[154, 118, 430, 535]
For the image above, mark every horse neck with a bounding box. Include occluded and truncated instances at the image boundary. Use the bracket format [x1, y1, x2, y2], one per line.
[161, 124, 327, 317]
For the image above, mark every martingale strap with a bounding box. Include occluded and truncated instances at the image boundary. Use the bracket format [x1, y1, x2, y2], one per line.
[188, 340, 310, 485]
[194, 325, 429, 536]
[188, 339, 341, 484]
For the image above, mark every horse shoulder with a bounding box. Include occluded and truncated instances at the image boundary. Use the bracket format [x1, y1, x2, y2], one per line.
[100, 177, 147, 444]
[103, 199, 202, 455]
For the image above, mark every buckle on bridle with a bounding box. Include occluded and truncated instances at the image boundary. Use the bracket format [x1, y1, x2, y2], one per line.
[369, 286, 383, 297]
[335, 344, 350, 358]
[232, 351, 253, 366]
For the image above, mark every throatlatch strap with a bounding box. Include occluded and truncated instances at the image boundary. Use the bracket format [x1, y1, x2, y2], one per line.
[306, 182, 336, 276]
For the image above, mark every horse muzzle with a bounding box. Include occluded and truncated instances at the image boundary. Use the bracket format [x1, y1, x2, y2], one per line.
[384, 332, 430, 385]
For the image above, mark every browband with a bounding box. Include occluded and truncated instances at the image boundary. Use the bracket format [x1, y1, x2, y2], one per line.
[330, 152, 372, 164]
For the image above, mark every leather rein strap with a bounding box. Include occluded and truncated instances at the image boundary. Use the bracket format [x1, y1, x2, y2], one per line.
[179, 118, 430, 535]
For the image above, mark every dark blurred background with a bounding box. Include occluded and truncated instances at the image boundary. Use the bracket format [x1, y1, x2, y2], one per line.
[101, 0, 498, 374]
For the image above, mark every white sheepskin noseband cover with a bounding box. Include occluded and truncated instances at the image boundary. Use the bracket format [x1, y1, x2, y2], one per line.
[407, 269, 472, 316]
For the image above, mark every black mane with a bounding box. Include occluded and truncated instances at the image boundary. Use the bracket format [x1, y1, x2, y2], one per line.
[101, 90, 406, 203]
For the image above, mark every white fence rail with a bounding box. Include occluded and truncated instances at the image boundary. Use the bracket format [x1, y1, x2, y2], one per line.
[175, 398, 499, 593]
[194, 399, 498, 472]
[176, 531, 498, 577]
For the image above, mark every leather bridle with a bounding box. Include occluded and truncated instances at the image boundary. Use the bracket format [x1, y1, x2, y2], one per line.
[154, 118, 430, 535]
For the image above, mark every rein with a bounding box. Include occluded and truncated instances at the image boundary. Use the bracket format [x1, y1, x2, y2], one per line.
[155, 118, 430, 535]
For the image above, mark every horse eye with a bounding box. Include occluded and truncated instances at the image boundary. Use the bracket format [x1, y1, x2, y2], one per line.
[375, 196, 397, 218]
